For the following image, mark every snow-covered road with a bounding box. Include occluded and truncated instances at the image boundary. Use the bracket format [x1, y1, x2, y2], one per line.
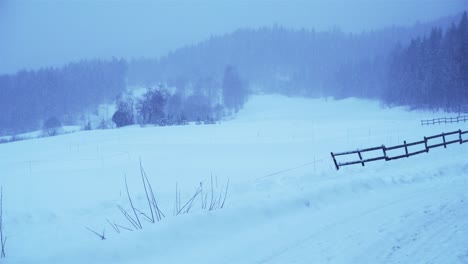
[258, 173, 468, 264]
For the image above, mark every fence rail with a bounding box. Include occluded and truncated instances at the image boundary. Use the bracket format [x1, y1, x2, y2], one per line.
[421, 115, 468, 125]
[331, 129, 468, 170]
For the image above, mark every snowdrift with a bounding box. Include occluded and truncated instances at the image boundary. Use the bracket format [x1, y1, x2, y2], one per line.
[1, 95, 467, 263]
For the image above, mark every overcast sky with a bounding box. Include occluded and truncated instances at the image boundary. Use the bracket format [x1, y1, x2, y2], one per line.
[0, 0, 465, 74]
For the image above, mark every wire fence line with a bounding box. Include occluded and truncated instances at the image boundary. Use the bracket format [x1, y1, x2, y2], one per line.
[331, 129, 468, 170]
[421, 115, 468, 126]
[255, 157, 326, 180]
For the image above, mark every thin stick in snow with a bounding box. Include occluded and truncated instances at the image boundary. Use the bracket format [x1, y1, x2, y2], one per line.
[124, 176, 142, 229]
[106, 218, 120, 233]
[140, 160, 164, 221]
[174, 182, 179, 216]
[178, 185, 202, 215]
[0, 187, 6, 258]
[117, 205, 139, 230]
[209, 174, 215, 210]
[220, 179, 230, 209]
[140, 159, 155, 223]
[135, 208, 154, 223]
[85, 227, 106, 240]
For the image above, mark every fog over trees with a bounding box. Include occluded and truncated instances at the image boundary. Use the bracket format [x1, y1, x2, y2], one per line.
[127, 12, 465, 101]
[385, 12, 468, 111]
[0, 11, 466, 135]
[0, 59, 126, 135]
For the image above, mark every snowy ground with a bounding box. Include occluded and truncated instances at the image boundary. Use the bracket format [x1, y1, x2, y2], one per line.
[1, 95, 467, 263]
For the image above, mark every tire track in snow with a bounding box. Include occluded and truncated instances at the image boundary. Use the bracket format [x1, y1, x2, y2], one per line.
[257, 189, 432, 263]
[257, 176, 468, 264]
[377, 197, 468, 264]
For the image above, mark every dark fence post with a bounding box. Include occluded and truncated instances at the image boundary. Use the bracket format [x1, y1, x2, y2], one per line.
[443, 133, 447, 148]
[424, 136, 428, 152]
[459, 130, 463, 144]
[404, 140, 409, 157]
[331, 152, 339, 170]
[357, 151, 365, 167]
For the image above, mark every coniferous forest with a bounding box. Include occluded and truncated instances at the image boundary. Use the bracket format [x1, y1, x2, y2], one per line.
[0, 11, 466, 135]
[385, 13, 468, 111]
[0, 59, 126, 135]
[127, 11, 467, 108]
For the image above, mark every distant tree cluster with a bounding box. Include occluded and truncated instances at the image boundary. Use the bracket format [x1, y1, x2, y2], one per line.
[42, 116, 62, 136]
[136, 88, 168, 124]
[0, 59, 127, 135]
[112, 66, 248, 128]
[112, 92, 134, 128]
[384, 12, 468, 111]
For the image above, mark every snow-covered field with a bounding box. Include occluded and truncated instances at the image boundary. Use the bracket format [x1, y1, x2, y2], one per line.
[1, 95, 467, 263]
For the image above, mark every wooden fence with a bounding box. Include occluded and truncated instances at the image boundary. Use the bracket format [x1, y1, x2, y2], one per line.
[331, 129, 468, 170]
[421, 115, 468, 125]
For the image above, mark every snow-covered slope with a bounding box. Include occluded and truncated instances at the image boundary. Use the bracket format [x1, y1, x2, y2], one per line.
[1, 95, 467, 263]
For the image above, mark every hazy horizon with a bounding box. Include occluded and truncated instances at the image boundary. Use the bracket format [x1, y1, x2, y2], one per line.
[0, 0, 465, 74]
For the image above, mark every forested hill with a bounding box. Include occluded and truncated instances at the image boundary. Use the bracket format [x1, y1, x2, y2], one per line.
[128, 12, 463, 99]
[385, 12, 468, 111]
[0, 59, 127, 135]
[0, 12, 464, 135]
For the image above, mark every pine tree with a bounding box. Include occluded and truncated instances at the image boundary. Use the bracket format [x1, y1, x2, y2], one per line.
[222, 66, 248, 113]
